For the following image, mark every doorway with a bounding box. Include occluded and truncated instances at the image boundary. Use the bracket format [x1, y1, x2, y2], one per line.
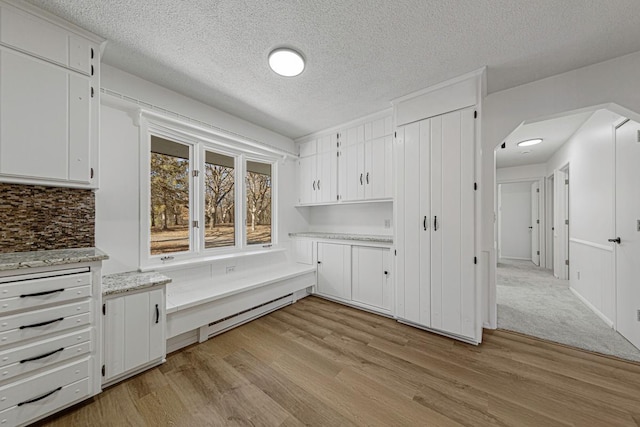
[493, 106, 640, 361]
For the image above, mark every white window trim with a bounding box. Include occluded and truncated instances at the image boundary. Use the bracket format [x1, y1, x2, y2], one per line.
[138, 109, 282, 270]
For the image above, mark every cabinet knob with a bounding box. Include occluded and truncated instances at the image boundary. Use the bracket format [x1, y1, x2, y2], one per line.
[384, 271, 389, 275]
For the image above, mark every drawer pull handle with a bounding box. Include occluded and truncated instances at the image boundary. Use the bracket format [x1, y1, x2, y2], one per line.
[19, 318, 64, 329]
[20, 347, 64, 364]
[20, 289, 65, 298]
[155, 304, 160, 324]
[17, 387, 62, 406]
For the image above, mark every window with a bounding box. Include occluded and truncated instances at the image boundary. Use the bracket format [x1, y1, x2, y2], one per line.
[150, 136, 191, 255]
[143, 120, 278, 267]
[204, 150, 235, 249]
[246, 161, 272, 245]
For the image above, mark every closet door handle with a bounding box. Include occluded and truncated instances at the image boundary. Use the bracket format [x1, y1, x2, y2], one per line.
[423, 216, 427, 231]
[155, 304, 160, 324]
[434, 216, 438, 231]
[360, 173, 363, 185]
[317, 180, 320, 190]
[608, 237, 621, 244]
[312, 180, 316, 190]
[366, 172, 369, 184]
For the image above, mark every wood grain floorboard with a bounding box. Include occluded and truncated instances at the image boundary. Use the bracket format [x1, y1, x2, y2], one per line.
[37, 296, 640, 426]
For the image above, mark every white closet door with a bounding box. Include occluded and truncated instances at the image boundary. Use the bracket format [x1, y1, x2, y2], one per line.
[402, 122, 422, 324]
[318, 149, 337, 203]
[369, 137, 387, 199]
[431, 108, 475, 339]
[384, 135, 393, 198]
[418, 120, 432, 326]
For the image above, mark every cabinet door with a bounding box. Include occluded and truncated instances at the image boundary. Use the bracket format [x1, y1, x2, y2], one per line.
[103, 289, 166, 383]
[343, 143, 360, 201]
[317, 243, 351, 300]
[298, 156, 316, 204]
[352, 246, 392, 311]
[0, 49, 92, 183]
[367, 137, 389, 199]
[148, 288, 165, 362]
[317, 149, 337, 203]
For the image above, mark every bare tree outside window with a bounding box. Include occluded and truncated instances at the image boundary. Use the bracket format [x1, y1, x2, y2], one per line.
[150, 136, 190, 255]
[204, 151, 235, 248]
[246, 161, 272, 245]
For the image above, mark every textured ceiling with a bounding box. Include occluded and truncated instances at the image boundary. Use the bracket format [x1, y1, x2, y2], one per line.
[27, 0, 640, 139]
[496, 111, 592, 168]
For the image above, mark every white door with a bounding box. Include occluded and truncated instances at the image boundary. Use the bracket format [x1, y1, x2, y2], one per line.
[352, 246, 392, 311]
[317, 150, 337, 203]
[316, 242, 351, 300]
[398, 121, 430, 325]
[615, 120, 640, 350]
[430, 108, 476, 339]
[531, 182, 540, 266]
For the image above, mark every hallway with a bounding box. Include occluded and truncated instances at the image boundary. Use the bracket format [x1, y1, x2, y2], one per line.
[497, 259, 640, 362]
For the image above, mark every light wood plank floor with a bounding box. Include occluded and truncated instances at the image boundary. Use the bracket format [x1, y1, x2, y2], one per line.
[38, 296, 640, 426]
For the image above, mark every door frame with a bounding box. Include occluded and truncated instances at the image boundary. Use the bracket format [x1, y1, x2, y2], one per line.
[545, 173, 554, 271]
[496, 177, 546, 268]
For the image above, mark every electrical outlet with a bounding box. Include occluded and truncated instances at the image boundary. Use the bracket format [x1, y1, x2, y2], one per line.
[384, 219, 391, 229]
[226, 265, 236, 274]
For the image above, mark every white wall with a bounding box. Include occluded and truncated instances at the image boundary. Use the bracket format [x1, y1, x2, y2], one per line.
[96, 66, 307, 275]
[545, 109, 621, 323]
[498, 183, 532, 260]
[304, 202, 393, 236]
[481, 50, 640, 327]
[496, 163, 546, 182]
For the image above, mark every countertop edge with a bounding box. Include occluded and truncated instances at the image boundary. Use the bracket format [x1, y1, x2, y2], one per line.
[288, 232, 393, 244]
[0, 248, 109, 272]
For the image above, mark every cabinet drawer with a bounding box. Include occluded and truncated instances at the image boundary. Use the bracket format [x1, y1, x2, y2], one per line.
[0, 328, 92, 383]
[0, 313, 91, 347]
[0, 300, 90, 333]
[0, 357, 89, 412]
[0, 284, 91, 315]
[0, 272, 91, 300]
[0, 377, 89, 427]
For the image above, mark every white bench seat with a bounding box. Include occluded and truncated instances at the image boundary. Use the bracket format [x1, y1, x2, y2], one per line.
[165, 263, 316, 342]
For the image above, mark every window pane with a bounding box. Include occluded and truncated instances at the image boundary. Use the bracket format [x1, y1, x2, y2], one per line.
[204, 151, 235, 249]
[150, 136, 190, 255]
[246, 161, 272, 245]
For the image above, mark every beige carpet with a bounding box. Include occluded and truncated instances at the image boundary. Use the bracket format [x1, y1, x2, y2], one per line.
[497, 259, 640, 362]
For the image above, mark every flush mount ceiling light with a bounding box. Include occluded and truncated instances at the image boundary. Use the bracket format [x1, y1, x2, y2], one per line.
[268, 48, 305, 77]
[517, 138, 543, 147]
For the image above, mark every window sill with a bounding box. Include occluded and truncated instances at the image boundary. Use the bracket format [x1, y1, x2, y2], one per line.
[139, 246, 286, 273]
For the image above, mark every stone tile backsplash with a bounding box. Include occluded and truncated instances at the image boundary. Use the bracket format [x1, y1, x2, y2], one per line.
[0, 183, 95, 253]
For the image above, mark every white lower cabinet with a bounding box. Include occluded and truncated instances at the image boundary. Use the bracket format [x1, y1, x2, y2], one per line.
[352, 246, 392, 313]
[0, 263, 102, 427]
[316, 242, 351, 300]
[102, 287, 165, 386]
[312, 241, 392, 316]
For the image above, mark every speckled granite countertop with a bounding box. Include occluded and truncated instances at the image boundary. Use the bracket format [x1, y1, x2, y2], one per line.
[102, 271, 172, 296]
[0, 247, 109, 271]
[289, 232, 393, 244]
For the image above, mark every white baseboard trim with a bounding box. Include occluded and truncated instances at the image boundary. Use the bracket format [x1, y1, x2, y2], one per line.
[569, 287, 614, 328]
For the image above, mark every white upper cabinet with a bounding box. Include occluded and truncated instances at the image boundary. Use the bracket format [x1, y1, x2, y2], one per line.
[296, 113, 392, 206]
[297, 133, 338, 205]
[339, 115, 392, 202]
[0, 1, 103, 188]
